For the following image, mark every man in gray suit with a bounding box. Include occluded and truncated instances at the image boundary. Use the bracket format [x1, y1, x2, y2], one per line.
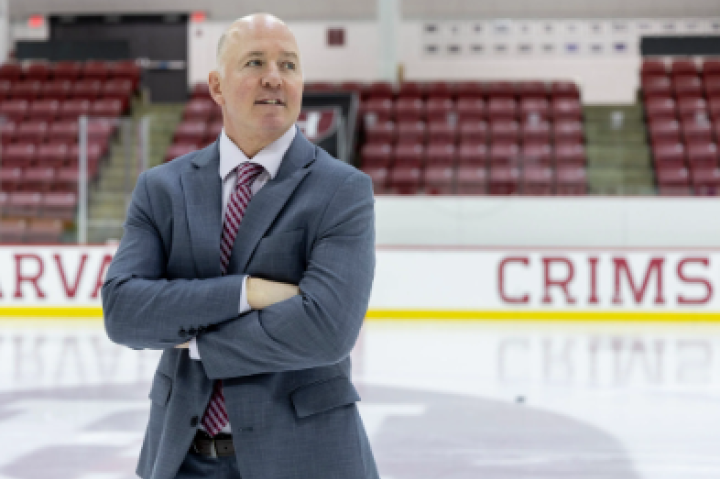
[102, 13, 379, 479]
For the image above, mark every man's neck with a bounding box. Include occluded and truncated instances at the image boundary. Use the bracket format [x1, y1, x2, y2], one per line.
[225, 130, 284, 159]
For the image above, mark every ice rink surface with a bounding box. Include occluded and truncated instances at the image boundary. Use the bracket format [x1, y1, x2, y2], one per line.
[0, 318, 719, 479]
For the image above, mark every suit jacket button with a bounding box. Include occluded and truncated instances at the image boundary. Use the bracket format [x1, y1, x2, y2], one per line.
[190, 416, 199, 427]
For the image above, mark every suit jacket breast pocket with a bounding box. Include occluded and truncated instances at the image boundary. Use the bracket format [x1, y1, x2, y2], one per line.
[248, 228, 306, 284]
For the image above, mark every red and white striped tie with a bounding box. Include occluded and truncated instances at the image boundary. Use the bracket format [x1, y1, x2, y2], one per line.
[201, 161, 264, 436]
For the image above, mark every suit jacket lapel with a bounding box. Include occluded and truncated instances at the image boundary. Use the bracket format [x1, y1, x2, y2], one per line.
[181, 142, 223, 278]
[229, 129, 317, 274]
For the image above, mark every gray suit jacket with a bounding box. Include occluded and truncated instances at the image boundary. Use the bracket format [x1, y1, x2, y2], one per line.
[102, 128, 379, 479]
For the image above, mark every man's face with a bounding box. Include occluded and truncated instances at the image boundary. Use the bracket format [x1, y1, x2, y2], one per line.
[212, 21, 303, 145]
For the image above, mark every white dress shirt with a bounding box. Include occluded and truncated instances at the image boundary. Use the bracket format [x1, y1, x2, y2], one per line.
[188, 125, 297, 361]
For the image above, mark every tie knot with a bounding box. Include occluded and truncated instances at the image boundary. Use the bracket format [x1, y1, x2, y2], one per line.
[236, 162, 264, 187]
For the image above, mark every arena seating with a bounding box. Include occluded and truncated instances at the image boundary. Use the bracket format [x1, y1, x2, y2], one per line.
[0, 61, 139, 239]
[642, 58, 720, 195]
[169, 80, 586, 195]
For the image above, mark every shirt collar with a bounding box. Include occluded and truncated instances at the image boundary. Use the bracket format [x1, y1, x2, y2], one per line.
[219, 126, 297, 181]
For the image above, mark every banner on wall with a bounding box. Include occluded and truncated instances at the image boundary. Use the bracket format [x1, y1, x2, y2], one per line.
[0, 246, 719, 320]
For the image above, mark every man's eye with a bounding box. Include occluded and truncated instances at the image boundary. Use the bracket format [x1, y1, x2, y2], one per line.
[284, 62, 296, 70]
[247, 59, 263, 67]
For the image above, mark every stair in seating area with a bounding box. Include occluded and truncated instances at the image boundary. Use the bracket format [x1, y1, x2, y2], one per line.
[583, 105, 654, 195]
[86, 99, 185, 243]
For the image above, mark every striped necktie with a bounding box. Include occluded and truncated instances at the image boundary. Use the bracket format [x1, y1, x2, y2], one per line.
[201, 161, 264, 436]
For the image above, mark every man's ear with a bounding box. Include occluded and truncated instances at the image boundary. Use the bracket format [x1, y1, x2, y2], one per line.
[208, 71, 224, 106]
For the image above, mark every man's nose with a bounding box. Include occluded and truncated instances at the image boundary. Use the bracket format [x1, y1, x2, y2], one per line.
[261, 64, 282, 88]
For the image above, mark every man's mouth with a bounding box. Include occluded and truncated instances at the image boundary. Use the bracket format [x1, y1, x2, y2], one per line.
[255, 99, 285, 105]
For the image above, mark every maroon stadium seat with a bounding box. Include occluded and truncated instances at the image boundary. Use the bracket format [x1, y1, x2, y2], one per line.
[489, 165, 519, 194]
[6, 192, 42, 217]
[458, 121, 488, 144]
[425, 98, 454, 122]
[677, 97, 708, 121]
[205, 120, 223, 143]
[0, 99, 29, 121]
[687, 141, 719, 168]
[397, 82, 422, 99]
[554, 120, 584, 144]
[681, 118, 713, 142]
[109, 61, 141, 90]
[489, 141, 520, 166]
[521, 164, 553, 195]
[59, 99, 91, 120]
[555, 142, 586, 166]
[641, 59, 667, 79]
[22, 167, 55, 192]
[0, 63, 23, 82]
[360, 166, 388, 194]
[457, 142, 488, 166]
[653, 142, 686, 168]
[338, 82, 366, 98]
[71, 79, 102, 101]
[367, 81, 394, 100]
[87, 118, 115, 143]
[0, 167, 23, 192]
[425, 142, 456, 166]
[486, 82, 514, 99]
[642, 76, 672, 99]
[91, 99, 123, 117]
[36, 143, 69, 168]
[396, 121, 426, 144]
[191, 82, 212, 99]
[360, 143, 392, 168]
[102, 79, 133, 110]
[649, 119, 681, 144]
[183, 98, 214, 121]
[705, 75, 720, 97]
[53, 62, 82, 81]
[365, 121, 395, 144]
[521, 142, 553, 166]
[388, 165, 422, 194]
[48, 120, 79, 144]
[174, 121, 207, 145]
[709, 98, 720, 121]
[11, 80, 42, 101]
[490, 119, 520, 142]
[55, 167, 80, 192]
[424, 82, 453, 100]
[555, 166, 587, 195]
[28, 99, 60, 121]
[2, 143, 35, 168]
[41, 192, 77, 220]
[165, 143, 199, 163]
[645, 97, 677, 120]
[68, 143, 103, 172]
[427, 120, 457, 144]
[670, 59, 698, 77]
[393, 143, 424, 167]
[15, 120, 48, 143]
[361, 98, 393, 123]
[82, 61, 110, 81]
[519, 98, 550, 121]
[456, 165, 488, 194]
[689, 166, 720, 195]
[516, 82, 547, 100]
[550, 81, 580, 100]
[25, 219, 64, 243]
[456, 98, 486, 122]
[487, 98, 516, 121]
[0, 121, 16, 145]
[673, 75, 703, 98]
[0, 79, 11, 100]
[424, 165, 455, 194]
[0, 218, 26, 242]
[455, 82, 484, 99]
[25, 62, 51, 81]
[552, 98, 582, 121]
[395, 98, 425, 121]
[702, 60, 720, 78]
[656, 165, 690, 188]
[521, 120, 551, 143]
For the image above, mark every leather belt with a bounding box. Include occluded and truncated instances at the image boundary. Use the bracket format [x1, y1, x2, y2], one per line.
[190, 430, 235, 458]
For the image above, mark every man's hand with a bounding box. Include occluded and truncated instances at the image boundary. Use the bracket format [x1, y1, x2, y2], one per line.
[247, 277, 300, 310]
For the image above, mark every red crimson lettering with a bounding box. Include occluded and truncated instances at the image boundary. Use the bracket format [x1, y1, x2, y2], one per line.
[14, 254, 46, 299]
[53, 254, 88, 298]
[91, 254, 114, 299]
[499, 257, 530, 304]
[612, 257, 665, 305]
[677, 257, 713, 305]
[588, 257, 599, 304]
[542, 257, 576, 304]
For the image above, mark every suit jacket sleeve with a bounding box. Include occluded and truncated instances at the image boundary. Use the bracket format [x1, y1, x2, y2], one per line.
[102, 171, 245, 350]
[196, 171, 376, 379]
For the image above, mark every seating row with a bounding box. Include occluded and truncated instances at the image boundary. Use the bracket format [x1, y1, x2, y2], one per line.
[0, 79, 134, 105]
[0, 98, 125, 122]
[365, 119, 583, 144]
[0, 120, 115, 145]
[362, 164, 587, 195]
[648, 118, 720, 144]
[642, 75, 720, 99]
[0, 218, 66, 243]
[652, 141, 719, 168]
[641, 58, 720, 78]
[644, 96, 720, 120]
[0, 166, 97, 192]
[0, 192, 77, 220]
[0, 61, 140, 88]
[361, 142, 586, 168]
